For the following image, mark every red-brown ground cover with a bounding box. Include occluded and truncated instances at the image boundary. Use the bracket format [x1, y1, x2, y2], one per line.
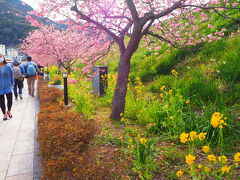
[37, 78, 127, 179]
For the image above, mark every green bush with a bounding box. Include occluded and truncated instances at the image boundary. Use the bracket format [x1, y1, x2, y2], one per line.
[53, 79, 62, 85]
[68, 83, 95, 119]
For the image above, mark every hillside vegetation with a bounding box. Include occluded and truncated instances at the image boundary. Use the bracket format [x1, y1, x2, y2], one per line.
[0, 0, 33, 46]
[104, 12, 240, 123]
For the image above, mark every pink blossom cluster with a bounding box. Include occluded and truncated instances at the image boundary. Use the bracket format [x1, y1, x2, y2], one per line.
[68, 78, 79, 84]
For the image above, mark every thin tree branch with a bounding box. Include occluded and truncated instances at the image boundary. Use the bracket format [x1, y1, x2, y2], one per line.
[105, 15, 132, 22]
[147, 30, 180, 49]
[141, 19, 154, 37]
[182, 4, 240, 22]
[153, 0, 183, 19]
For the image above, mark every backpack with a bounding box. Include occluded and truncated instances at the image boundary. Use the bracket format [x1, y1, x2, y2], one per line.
[27, 63, 36, 76]
[13, 66, 22, 79]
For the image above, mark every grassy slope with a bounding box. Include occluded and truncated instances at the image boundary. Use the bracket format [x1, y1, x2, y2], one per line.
[103, 15, 240, 146]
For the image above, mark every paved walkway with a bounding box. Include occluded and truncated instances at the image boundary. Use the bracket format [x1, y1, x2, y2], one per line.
[0, 80, 40, 180]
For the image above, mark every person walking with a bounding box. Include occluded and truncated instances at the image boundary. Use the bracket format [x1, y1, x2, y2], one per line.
[10, 58, 25, 100]
[0, 54, 14, 121]
[24, 56, 38, 97]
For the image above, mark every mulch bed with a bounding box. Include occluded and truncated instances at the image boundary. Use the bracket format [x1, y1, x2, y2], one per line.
[37, 78, 128, 179]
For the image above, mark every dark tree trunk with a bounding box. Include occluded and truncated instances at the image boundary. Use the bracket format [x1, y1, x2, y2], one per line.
[110, 24, 143, 120]
[67, 67, 71, 74]
[110, 53, 131, 120]
[57, 62, 62, 74]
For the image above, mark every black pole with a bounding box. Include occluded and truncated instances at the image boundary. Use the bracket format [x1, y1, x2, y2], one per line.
[63, 76, 68, 106]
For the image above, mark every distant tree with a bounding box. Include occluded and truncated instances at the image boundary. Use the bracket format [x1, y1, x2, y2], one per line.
[32, 0, 239, 120]
[21, 24, 110, 74]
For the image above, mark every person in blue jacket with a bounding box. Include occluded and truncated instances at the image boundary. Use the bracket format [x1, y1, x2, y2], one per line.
[10, 57, 25, 100]
[0, 54, 14, 121]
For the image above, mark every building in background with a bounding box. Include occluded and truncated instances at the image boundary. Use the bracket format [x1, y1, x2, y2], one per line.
[7, 48, 18, 58]
[0, 44, 6, 55]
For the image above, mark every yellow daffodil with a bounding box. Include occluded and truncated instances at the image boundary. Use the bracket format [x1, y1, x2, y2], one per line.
[176, 170, 183, 177]
[189, 131, 197, 141]
[160, 85, 166, 91]
[185, 154, 196, 165]
[140, 138, 147, 144]
[171, 69, 179, 78]
[198, 164, 203, 169]
[202, 146, 210, 153]
[186, 99, 190, 104]
[207, 154, 217, 163]
[198, 132, 207, 141]
[164, 104, 169, 109]
[169, 116, 174, 120]
[218, 155, 228, 164]
[204, 167, 210, 172]
[234, 152, 240, 162]
[180, 133, 189, 143]
[222, 165, 231, 174]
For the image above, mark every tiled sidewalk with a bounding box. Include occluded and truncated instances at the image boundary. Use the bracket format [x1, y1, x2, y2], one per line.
[0, 81, 40, 180]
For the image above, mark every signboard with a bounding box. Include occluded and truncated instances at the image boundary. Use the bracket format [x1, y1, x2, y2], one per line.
[92, 66, 108, 96]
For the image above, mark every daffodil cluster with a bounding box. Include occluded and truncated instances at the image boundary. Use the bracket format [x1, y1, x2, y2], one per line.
[180, 131, 207, 143]
[211, 112, 227, 128]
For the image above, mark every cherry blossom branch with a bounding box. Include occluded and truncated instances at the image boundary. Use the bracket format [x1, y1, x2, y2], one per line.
[71, 2, 120, 43]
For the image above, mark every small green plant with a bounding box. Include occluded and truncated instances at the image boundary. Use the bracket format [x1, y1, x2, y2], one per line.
[68, 82, 95, 119]
[124, 128, 158, 180]
[53, 79, 62, 85]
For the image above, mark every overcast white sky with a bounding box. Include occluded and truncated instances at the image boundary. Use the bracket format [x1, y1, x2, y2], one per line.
[22, 0, 39, 9]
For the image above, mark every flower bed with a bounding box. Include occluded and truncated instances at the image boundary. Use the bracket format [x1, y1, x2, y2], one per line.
[37, 78, 127, 179]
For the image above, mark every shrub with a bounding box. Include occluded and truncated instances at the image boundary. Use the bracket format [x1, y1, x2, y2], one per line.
[68, 83, 95, 119]
[53, 79, 62, 85]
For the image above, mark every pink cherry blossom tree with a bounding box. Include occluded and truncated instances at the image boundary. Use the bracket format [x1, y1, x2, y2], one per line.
[21, 24, 111, 74]
[31, 0, 239, 120]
